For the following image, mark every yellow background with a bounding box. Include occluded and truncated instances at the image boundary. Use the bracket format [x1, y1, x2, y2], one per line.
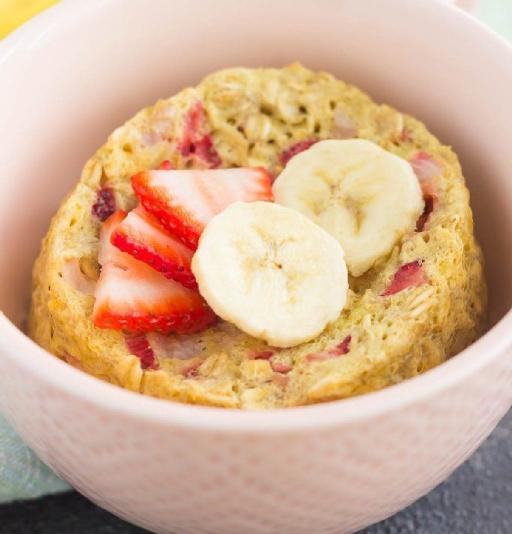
[0, 0, 58, 38]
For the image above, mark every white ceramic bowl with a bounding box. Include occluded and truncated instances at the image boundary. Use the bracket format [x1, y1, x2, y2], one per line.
[1, 1, 511, 532]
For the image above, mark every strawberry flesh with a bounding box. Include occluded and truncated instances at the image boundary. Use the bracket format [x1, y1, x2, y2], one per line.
[306, 335, 352, 362]
[91, 187, 116, 221]
[92, 211, 215, 334]
[409, 152, 441, 182]
[382, 260, 428, 296]
[111, 206, 197, 289]
[251, 350, 275, 360]
[415, 194, 435, 232]
[132, 168, 274, 250]
[271, 361, 293, 374]
[179, 102, 222, 168]
[280, 139, 318, 165]
[158, 160, 173, 170]
[124, 332, 159, 370]
[181, 359, 202, 378]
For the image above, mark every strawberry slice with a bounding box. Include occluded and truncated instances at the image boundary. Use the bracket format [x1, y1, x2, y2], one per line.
[110, 206, 197, 289]
[92, 211, 215, 334]
[132, 168, 273, 249]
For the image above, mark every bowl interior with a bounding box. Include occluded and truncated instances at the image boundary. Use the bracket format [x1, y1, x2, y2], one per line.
[1, 0, 511, 335]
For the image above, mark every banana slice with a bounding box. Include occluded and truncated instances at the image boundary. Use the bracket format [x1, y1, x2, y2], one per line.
[192, 201, 348, 348]
[273, 139, 424, 276]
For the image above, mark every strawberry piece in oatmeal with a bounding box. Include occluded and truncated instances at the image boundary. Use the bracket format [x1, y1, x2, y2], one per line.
[91, 187, 116, 221]
[382, 261, 428, 296]
[125, 332, 159, 370]
[179, 102, 222, 168]
[306, 335, 352, 362]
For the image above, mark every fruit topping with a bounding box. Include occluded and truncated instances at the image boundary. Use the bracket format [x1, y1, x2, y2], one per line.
[191, 201, 348, 348]
[132, 167, 273, 249]
[111, 206, 196, 289]
[92, 211, 215, 334]
[273, 139, 424, 276]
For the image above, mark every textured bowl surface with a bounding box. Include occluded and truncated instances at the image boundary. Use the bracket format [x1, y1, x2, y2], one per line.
[0, 1, 511, 533]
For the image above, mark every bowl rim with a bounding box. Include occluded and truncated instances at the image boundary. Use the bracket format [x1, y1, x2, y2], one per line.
[1, 0, 511, 433]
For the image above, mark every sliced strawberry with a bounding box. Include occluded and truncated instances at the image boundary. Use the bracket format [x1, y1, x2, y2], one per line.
[179, 102, 222, 168]
[110, 206, 197, 289]
[97, 210, 127, 266]
[92, 211, 215, 334]
[280, 139, 318, 165]
[124, 332, 159, 370]
[381, 260, 428, 296]
[132, 168, 274, 249]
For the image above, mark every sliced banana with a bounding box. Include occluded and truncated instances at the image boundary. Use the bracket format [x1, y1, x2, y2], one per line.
[273, 139, 424, 276]
[192, 201, 348, 348]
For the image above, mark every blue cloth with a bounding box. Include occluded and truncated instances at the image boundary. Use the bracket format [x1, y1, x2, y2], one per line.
[0, 0, 510, 504]
[0, 415, 69, 502]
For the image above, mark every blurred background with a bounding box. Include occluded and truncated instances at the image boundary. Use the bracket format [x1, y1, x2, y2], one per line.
[1, 0, 512, 40]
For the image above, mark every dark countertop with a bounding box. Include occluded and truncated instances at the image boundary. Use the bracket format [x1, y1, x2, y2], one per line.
[0, 410, 510, 534]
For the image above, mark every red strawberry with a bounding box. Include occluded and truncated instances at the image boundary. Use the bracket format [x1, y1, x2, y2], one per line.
[381, 261, 428, 296]
[158, 160, 174, 170]
[250, 350, 275, 360]
[415, 194, 435, 232]
[110, 206, 196, 289]
[124, 332, 159, 370]
[306, 335, 352, 362]
[92, 211, 215, 334]
[132, 168, 274, 249]
[91, 187, 116, 221]
[179, 102, 222, 168]
[181, 359, 203, 378]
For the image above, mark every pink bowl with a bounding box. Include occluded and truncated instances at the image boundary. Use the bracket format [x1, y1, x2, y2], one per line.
[0, 1, 511, 532]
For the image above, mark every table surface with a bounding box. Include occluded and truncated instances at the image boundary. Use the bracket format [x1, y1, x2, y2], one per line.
[0, 409, 510, 533]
